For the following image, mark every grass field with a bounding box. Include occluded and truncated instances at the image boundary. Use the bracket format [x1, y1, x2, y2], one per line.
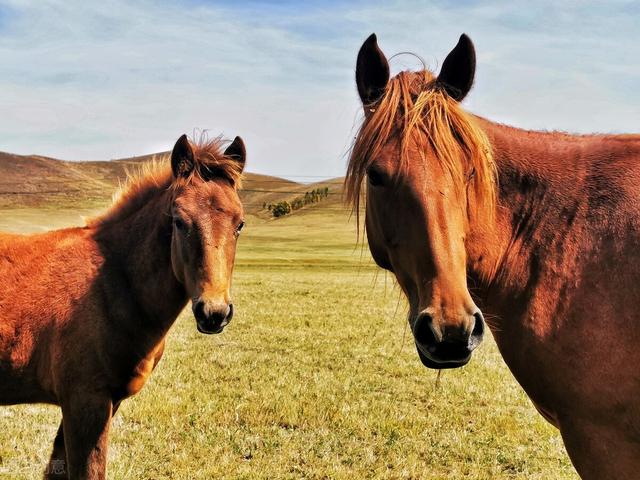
[0, 197, 577, 479]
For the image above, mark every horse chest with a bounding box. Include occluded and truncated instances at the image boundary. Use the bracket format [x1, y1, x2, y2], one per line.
[531, 400, 559, 428]
[121, 341, 166, 398]
[125, 358, 154, 397]
[490, 322, 563, 423]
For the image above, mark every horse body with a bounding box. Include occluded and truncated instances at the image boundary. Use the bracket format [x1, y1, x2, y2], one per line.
[0, 208, 180, 407]
[351, 33, 640, 478]
[475, 123, 640, 476]
[0, 134, 247, 479]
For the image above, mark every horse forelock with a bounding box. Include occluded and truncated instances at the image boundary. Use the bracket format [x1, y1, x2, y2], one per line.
[345, 69, 497, 225]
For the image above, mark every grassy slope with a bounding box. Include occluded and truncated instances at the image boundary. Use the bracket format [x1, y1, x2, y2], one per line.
[0, 156, 576, 479]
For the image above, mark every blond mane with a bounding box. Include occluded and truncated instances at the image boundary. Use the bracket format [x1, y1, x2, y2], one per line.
[88, 137, 243, 228]
[345, 69, 496, 222]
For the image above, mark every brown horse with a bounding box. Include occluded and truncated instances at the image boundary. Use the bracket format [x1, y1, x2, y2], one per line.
[0, 134, 246, 479]
[348, 33, 640, 479]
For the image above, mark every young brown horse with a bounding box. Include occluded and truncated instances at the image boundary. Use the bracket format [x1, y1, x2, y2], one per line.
[348, 33, 640, 479]
[0, 134, 246, 479]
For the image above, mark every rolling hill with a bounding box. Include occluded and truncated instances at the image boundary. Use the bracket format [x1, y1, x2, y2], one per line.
[0, 151, 346, 217]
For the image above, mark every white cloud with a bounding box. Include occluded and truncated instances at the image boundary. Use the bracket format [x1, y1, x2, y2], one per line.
[0, 0, 638, 178]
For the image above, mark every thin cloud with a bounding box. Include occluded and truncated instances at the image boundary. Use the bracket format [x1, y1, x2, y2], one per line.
[0, 0, 637, 178]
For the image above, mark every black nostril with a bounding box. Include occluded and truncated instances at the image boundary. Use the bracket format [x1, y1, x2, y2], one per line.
[471, 311, 485, 338]
[226, 304, 234, 321]
[193, 301, 205, 322]
[413, 313, 439, 346]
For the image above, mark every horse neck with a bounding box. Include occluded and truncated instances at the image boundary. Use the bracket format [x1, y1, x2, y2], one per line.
[466, 119, 594, 311]
[92, 181, 187, 336]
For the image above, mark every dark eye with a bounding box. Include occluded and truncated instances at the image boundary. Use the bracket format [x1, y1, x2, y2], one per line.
[173, 218, 186, 231]
[236, 220, 245, 235]
[367, 168, 384, 187]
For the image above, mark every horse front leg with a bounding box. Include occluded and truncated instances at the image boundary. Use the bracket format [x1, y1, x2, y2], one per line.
[52, 394, 113, 480]
[44, 401, 121, 479]
[44, 421, 67, 479]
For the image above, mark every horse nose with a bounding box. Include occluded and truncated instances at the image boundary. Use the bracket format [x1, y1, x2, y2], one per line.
[469, 311, 485, 349]
[413, 312, 442, 350]
[413, 310, 485, 365]
[193, 300, 233, 334]
[414, 311, 485, 347]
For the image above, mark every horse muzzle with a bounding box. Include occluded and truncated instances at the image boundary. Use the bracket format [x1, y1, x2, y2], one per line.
[412, 310, 485, 369]
[193, 301, 234, 334]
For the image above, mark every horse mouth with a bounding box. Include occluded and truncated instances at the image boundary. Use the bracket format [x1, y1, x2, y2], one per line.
[415, 342, 471, 369]
[196, 322, 226, 335]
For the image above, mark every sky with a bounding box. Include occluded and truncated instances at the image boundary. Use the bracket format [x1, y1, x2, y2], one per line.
[0, 0, 638, 179]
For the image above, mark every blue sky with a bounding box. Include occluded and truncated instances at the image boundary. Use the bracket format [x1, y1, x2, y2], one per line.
[0, 0, 638, 179]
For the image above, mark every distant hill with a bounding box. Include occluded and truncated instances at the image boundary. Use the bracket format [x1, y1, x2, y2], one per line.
[0, 151, 153, 209]
[0, 151, 346, 216]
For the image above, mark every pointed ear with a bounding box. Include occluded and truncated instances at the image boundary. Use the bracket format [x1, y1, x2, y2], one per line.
[224, 136, 246, 172]
[171, 134, 196, 178]
[356, 33, 390, 106]
[437, 34, 476, 102]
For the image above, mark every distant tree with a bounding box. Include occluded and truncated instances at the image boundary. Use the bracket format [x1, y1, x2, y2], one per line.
[272, 201, 291, 217]
[270, 188, 330, 218]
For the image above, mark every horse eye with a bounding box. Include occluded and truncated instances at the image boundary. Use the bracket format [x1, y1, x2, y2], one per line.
[236, 221, 245, 235]
[173, 218, 186, 231]
[367, 168, 384, 187]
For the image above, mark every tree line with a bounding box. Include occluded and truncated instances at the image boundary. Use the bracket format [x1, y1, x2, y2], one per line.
[263, 187, 330, 218]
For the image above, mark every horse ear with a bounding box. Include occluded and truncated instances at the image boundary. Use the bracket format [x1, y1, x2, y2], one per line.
[171, 134, 196, 178]
[356, 33, 390, 106]
[224, 136, 246, 172]
[437, 34, 476, 102]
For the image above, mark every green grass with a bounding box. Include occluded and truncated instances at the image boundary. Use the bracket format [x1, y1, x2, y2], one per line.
[0, 205, 576, 479]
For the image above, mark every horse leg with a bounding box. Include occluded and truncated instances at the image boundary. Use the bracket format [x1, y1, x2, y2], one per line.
[560, 420, 640, 480]
[44, 421, 68, 479]
[55, 394, 113, 480]
[44, 401, 121, 479]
